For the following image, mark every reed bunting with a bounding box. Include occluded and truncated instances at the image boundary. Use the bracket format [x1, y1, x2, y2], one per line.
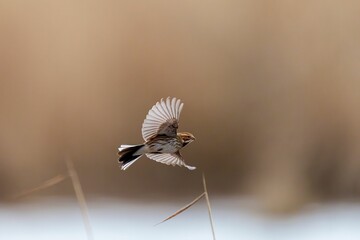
[118, 97, 196, 170]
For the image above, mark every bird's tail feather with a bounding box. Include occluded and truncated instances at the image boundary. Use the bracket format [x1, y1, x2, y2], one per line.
[118, 144, 144, 170]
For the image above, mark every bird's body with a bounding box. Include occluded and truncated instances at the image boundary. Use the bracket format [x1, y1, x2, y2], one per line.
[146, 134, 183, 153]
[118, 97, 196, 170]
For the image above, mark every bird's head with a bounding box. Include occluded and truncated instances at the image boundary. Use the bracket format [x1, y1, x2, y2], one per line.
[178, 132, 196, 147]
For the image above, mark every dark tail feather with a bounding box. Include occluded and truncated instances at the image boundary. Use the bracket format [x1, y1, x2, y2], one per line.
[118, 144, 144, 170]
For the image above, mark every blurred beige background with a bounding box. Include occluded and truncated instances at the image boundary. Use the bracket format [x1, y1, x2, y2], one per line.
[1, 0, 360, 212]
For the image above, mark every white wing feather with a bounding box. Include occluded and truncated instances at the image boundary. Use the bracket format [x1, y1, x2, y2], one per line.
[146, 153, 196, 170]
[141, 97, 184, 141]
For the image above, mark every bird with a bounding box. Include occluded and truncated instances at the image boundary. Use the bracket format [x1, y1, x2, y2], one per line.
[118, 97, 196, 170]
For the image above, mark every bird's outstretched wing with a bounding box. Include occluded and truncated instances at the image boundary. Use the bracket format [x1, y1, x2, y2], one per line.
[141, 97, 184, 141]
[146, 152, 196, 170]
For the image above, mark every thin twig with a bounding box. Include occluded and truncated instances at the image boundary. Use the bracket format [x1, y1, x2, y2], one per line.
[203, 173, 216, 240]
[155, 192, 206, 226]
[9, 174, 69, 200]
[66, 158, 94, 240]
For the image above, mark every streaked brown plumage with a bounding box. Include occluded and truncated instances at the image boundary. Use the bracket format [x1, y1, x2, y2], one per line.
[118, 97, 196, 170]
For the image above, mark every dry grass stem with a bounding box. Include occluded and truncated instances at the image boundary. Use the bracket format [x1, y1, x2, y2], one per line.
[9, 174, 68, 200]
[156, 174, 216, 239]
[203, 173, 216, 240]
[155, 192, 206, 226]
[66, 158, 94, 240]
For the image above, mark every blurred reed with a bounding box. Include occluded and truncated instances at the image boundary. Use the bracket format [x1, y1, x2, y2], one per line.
[156, 174, 216, 240]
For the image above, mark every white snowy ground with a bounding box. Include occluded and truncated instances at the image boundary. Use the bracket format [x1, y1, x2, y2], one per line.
[1, 197, 360, 240]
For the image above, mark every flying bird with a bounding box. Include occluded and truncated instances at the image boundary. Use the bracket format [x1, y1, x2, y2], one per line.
[118, 97, 196, 170]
